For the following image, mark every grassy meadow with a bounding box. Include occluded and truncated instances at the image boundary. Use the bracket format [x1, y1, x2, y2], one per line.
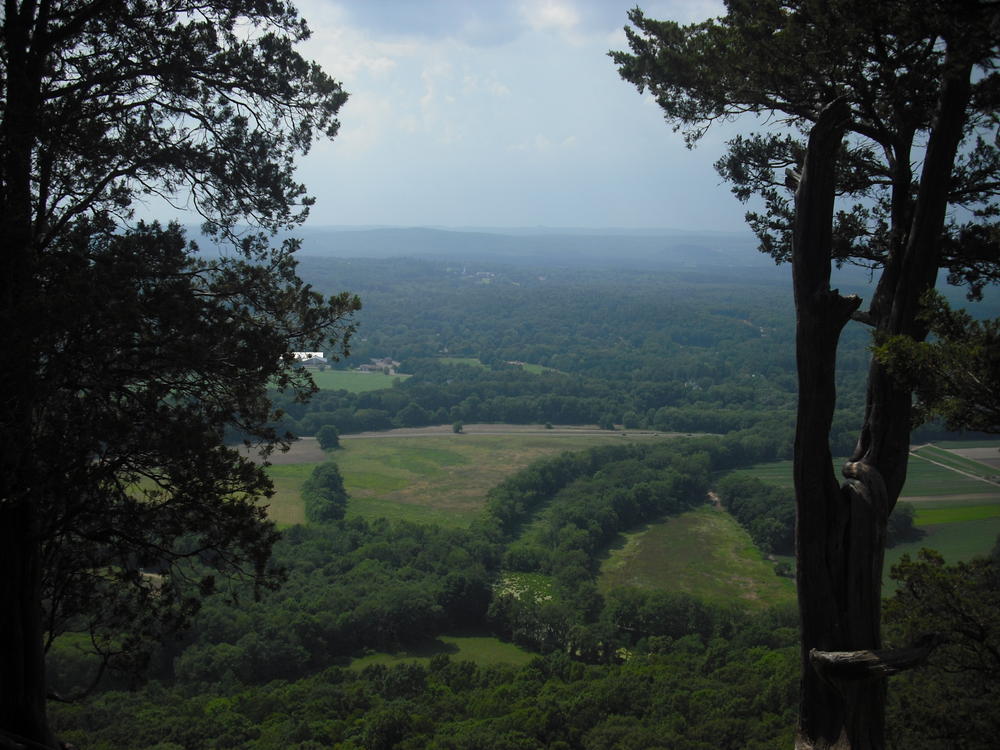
[265, 429, 663, 528]
[308, 368, 409, 392]
[598, 505, 796, 610]
[348, 633, 537, 671]
[263, 431, 997, 635]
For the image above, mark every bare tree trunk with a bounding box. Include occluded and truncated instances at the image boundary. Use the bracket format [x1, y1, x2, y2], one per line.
[0, 505, 58, 750]
[791, 99, 881, 750]
[1, 8, 57, 747]
[793, 44, 974, 749]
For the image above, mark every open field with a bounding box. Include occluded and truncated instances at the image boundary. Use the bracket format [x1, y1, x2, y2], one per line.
[735, 454, 998, 498]
[438, 356, 487, 368]
[266, 428, 669, 528]
[885, 517, 1000, 574]
[950, 446, 1000, 470]
[911, 444, 1000, 482]
[264, 463, 315, 526]
[308, 368, 409, 392]
[734, 445, 1000, 564]
[598, 505, 796, 610]
[914, 505, 1000, 525]
[348, 633, 537, 670]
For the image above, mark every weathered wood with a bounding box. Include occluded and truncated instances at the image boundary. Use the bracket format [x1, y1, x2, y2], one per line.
[792, 43, 977, 750]
[810, 635, 943, 681]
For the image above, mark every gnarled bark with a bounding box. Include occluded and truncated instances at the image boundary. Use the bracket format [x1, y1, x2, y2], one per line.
[792, 42, 976, 750]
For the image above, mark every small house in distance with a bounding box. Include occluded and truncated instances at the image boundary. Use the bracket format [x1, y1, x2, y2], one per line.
[357, 357, 400, 375]
[291, 351, 328, 367]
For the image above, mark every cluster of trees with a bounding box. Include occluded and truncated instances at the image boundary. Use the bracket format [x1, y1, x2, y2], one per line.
[6, 0, 998, 747]
[42, 420, 1000, 749]
[301, 462, 350, 523]
[51, 632, 799, 750]
[716, 476, 922, 563]
[884, 545, 1000, 749]
[1, 2, 360, 745]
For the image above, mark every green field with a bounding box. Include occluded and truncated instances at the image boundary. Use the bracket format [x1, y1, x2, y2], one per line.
[885, 517, 1000, 573]
[438, 356, 487, 368]
[265, 463, 318, 526]
[911, 444, 999, 481]
[735, 454, 997, 498]
[268, 432, 663, 528]
[308, 368, 409, 392]
[734, 447, 1000, 567]
[598, 505, 796, 610]
[914, 504, 1000, 525]
[348, 633, 536, 670]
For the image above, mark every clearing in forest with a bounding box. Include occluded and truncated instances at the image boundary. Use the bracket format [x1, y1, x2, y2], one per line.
[598, 505, 796, 609]
[308, 368, 410, 392]
[265, 428, 666, 527]
[348, 633, 537, 670]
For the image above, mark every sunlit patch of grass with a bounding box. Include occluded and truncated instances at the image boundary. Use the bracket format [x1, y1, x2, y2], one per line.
[915, 504, 1000, 525]
[348, 633, 537, 670]
[598, 505, 795, 609]
[308, 369, 409, 392]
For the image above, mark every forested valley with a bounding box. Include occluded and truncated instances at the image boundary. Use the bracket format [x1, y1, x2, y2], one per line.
[5, 2, 999, 749]
[47, 246, 1000, 749]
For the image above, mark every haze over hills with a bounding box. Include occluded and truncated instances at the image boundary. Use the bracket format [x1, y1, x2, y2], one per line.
[288, 225, 777, 272]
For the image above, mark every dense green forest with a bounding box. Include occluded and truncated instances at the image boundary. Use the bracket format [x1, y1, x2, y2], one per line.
[47, 257, 997, 747]
[8, 1, 998, 748]
[258, 255, 990, 454]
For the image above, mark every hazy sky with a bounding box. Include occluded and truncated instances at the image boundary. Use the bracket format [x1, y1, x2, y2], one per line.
[286, 0, 758, 232]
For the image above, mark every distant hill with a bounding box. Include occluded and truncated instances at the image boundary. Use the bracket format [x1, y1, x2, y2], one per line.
[287, 225, 775, 273]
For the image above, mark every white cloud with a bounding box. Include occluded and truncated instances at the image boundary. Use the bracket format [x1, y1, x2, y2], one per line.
[520, 0, 581, 32]
[288, 0, 750, 230]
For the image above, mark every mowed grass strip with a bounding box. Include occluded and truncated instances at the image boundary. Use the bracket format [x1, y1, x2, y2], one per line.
[309, 369, 409, 392]
[267, 432, 661, 528]
[598, 505, 795, 610]
[915, 504, 1000, 525]
[264, 462, 319, 526]
[348, 634, 536, 670]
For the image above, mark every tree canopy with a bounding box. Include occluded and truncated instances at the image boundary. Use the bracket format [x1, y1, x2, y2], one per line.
[0, 2, 358, 746]
[613, 1, 999, 748]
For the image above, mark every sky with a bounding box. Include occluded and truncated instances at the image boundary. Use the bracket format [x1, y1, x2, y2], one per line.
[284, 0, 757, 232]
